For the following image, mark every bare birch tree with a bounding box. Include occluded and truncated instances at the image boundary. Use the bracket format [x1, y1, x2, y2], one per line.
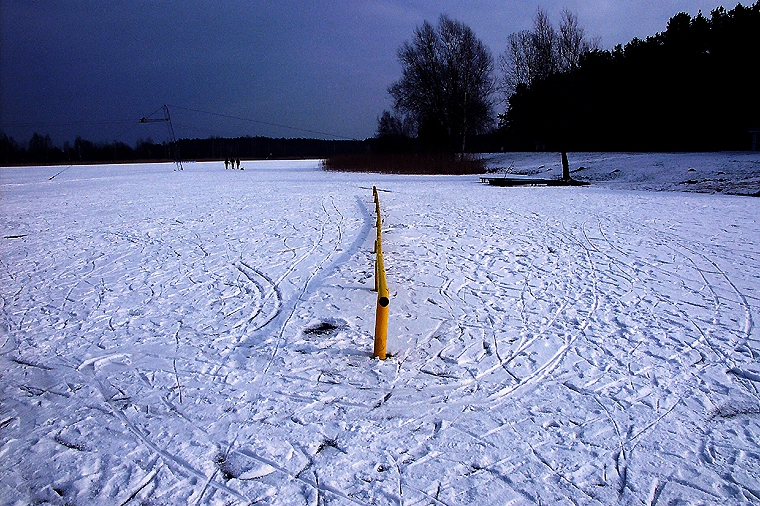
[531, 8, 558, 81]
[558, 9, 600, 72]
[500, 30, 535, 97]
[500, 8, 597, 99]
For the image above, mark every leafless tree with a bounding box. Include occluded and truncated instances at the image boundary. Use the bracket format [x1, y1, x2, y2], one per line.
[558, 9, 600, 72]
[500, 30, 535, 97]
[500, 8, 597, 99]
[389, 15, 494, 153]
[376, 110, 414, 138]
[531, 8, 558, 81]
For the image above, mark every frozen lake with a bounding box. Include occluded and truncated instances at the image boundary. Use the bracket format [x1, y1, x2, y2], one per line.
[1, 155, 759, 505]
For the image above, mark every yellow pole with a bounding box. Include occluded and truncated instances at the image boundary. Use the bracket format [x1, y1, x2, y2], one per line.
[373, 252, 379, 292]
[373, 235, 383, 292]
[377, 253, 389, 305]
[374, 252, 389, 359]
[373, 191, 382, 292]
[372, 186, 389, 359]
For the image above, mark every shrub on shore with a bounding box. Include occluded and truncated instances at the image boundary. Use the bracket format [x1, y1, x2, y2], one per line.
[322, 152, 485, 175]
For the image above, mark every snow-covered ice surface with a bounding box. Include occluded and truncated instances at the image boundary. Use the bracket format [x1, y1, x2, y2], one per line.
[1, 153, 759, 505]
[484, 151, 760, 196]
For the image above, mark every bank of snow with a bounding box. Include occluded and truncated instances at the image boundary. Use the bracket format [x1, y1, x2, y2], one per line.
[1, 155, 759, 505]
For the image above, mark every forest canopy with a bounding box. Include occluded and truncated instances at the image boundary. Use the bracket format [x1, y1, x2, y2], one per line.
[499, 1, 760, 151]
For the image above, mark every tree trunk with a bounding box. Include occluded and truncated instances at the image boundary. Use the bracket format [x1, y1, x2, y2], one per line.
[561, 151, 570, 180]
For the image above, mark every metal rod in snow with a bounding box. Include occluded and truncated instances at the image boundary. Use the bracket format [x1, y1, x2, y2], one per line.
[48, 164, 75, 181]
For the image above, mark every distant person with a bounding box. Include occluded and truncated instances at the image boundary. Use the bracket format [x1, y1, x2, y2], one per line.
[236, 158, 240, 170]
[224, 158, 229, 170]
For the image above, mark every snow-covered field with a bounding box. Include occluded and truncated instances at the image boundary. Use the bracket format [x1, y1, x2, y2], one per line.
[1, 153, 759, 505]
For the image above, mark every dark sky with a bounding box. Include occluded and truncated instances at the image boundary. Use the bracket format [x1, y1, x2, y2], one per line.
[1, 0, 747, 147]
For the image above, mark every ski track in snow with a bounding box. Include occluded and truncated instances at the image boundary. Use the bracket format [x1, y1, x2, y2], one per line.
[1, 156, 759, 505]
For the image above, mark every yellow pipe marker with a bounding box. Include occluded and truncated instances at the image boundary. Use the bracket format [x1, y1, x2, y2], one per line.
[373, 250, 379, 292]
[372, 187, 389, 360]
[374, 252, 390, 360]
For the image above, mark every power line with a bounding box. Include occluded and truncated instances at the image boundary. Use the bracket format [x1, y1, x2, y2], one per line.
[3, 105, 361, 143]
[168, 104, 358, 141]
[2, 119, 135, 127]
[139, 105, 183, 171]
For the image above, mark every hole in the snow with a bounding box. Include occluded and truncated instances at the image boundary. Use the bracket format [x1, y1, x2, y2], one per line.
[303, 318, 347, 336]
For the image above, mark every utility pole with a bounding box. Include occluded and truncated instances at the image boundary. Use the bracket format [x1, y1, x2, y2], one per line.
[140, 105, 183, 171]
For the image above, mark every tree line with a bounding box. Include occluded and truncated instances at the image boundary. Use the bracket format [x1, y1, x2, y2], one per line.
[0, 132, 368, 166]
[380, 1, 759, 153]
[501, 2, 760, 151]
